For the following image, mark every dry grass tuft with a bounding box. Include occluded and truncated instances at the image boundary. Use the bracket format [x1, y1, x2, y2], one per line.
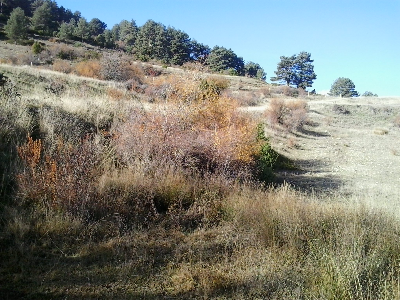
[373, 128, 389, 135]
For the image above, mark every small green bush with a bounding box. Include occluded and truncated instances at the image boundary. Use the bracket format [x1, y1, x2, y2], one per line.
[32, 41, 44, 54]
[253, 124, 294, 183]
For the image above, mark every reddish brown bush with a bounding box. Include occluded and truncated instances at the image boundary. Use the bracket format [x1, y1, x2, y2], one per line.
[100, 53, 145, 82]
[52, 59, 72, 73]
[265, 98, 308, 131]
[143, 65, 162, 77]
[17, 136, 101, 213]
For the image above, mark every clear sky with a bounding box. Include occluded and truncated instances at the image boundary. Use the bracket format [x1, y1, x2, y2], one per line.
[56, 0, 400, 96]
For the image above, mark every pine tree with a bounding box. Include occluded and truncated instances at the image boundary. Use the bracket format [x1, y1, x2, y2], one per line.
[329, 77, 359, 97]
[206, 46, 244, 75]
[271, 51, 316, 89]
[57, 18, 75, 40]
[31, 1, 57, 35]
[166, 27, 191, 65]
[74, 17, 89, 42]
[4, 7, 29, 42]
[118, 19, 138, 46]
[135, 20, 168, 62]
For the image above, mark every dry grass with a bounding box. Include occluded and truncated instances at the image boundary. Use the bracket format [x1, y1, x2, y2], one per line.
[1, 64, 400, 299]
[394, 114, 400, 127]
[373, 128, 389, 135]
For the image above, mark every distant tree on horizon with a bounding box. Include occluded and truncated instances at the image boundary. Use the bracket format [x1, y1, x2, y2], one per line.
[271, 51, 316, 89]
[329, 77, 359, 97]
[244, 62, 266, 81]
[362, 91, 378, 97]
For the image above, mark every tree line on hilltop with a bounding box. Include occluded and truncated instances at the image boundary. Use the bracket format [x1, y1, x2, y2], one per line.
[1, 0, 266, 79]
[2, 0, 378, 96]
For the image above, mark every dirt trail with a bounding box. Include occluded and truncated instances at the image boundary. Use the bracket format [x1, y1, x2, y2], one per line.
[271, 97, 400, 212]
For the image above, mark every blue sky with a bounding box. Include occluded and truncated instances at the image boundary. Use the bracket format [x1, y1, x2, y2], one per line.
[57, 0, 400, 96]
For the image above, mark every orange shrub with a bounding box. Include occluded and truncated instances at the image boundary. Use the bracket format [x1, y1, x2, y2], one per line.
[52, 59, 72, 73]
[74, 60, 101, 79]
[17, 136, 102, 213]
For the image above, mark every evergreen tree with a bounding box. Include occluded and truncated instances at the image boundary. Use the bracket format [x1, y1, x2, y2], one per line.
[329, 77, 359, 97]
[4, 7, 29, 41]
[244, 62, 266, 80]
[57, 18, 75, 40]
[57, 5, 74, 23]
[31, 1, 53, 34]
[166, 27, 191, 65]
[102, 29, 115, 48]
[362, 91, 378, 97]
[118, 19, 138, 46]
[3, 0, 32, 17]
[88, 17, 106, 41]
[72, 10, 81, 22]
[74, 17, 89, 42]
[206, 46, 244, 75]
[189, 40, 210, 64]
[135, 20, 168, 62]
[271, 51, 316, 89]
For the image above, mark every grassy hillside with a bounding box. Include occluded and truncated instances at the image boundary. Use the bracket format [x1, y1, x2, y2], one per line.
[1, 63, 400, 299]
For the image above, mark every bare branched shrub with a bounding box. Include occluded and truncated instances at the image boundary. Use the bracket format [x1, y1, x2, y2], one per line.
[225, 90, 260, 106]
[16, 53, 37, 65]
[182, 61, 210, 72]
[265, 98, 308, 131]
[259, 86, 272, 98]
[143, 65, 162, 77]
[49, 44, 78, 60]
[100, 53, 145, 83]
